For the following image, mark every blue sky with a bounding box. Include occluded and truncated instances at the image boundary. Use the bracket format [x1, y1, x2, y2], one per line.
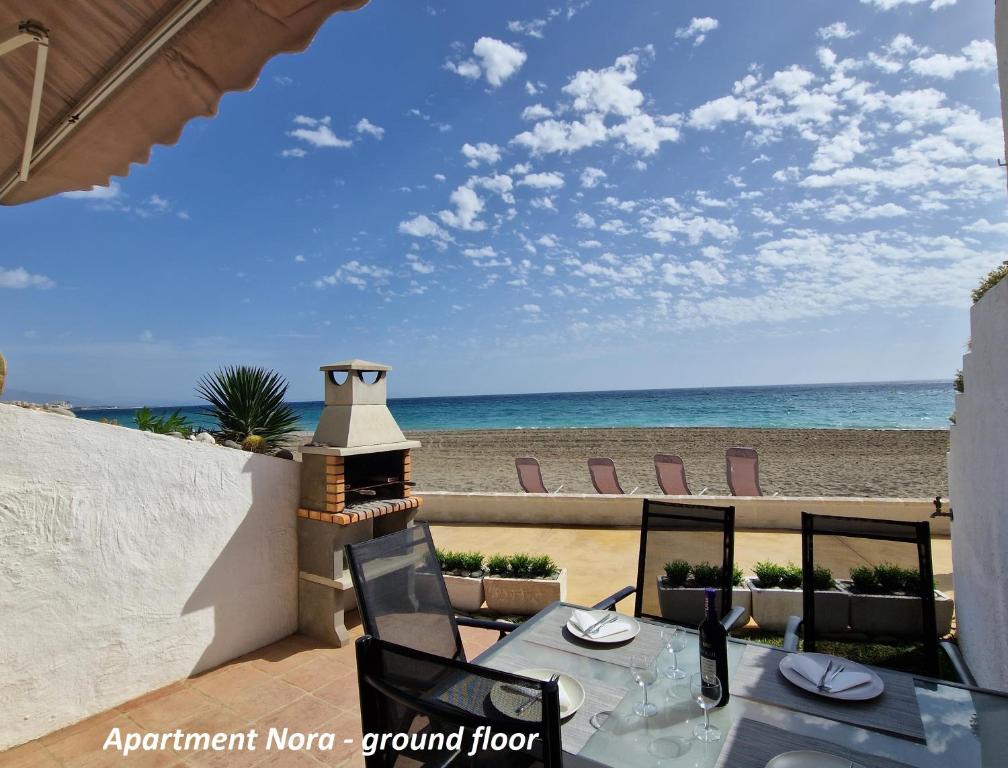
[1, 0, 1004, 404]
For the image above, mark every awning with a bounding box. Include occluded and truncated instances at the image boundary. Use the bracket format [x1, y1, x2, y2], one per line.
[0, 0, 367, 206]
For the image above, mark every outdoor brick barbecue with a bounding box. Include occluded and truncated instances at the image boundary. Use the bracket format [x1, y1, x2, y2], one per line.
[297, 359, 421, 646]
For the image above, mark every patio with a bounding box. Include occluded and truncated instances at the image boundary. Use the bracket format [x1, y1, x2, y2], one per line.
[1, 523, 955, 767]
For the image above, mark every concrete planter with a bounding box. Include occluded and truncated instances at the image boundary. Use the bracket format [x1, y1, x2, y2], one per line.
[848, 588, 954, 637]
[747, 577, 850, 634]
[655, 578, 752, 629]
[442, 573, 485, 612]
[484, 569, 567, 616]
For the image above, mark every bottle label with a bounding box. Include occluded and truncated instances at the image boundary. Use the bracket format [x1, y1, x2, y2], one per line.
[700, 655, 716, 680]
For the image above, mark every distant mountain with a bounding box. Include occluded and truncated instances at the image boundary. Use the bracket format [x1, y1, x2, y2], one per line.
[0, 388, 109, 407]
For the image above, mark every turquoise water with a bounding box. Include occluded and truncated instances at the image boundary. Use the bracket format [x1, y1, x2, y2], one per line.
[74, 380, 952, 432]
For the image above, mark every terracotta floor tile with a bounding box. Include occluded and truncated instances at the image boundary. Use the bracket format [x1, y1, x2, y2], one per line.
[226, 678, 305, 722]
[253, 695, 340, 735]
[0, 742, 59, 768]
[241, 640, 317, 678]
[124, 688, 217, 731]
[310, 678, 359, 713]
[280, 658, 354, 694]
[306, 712, 363, 767]
[244, 750, 319, 768]
[41, 713, 135, 768]
[189, 664, 271, 704]
[115, 682, 188, 715]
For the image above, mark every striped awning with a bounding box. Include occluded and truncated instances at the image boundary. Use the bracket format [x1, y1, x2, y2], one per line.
[0, 0, 367, 205]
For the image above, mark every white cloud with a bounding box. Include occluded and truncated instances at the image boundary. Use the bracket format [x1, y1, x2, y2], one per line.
[288, 115, 352, 148]
[355, 118, 385, 139]
[688, 95, 757, 130]
[0, 267, 55, 289]
[575, 212, 596, 228]
[448, 38, 527, 87]
[521, 103, 553, 121]
[280, 148, 306, 158]
[610, 113, 681, 155]
[537, 234, 559, 247]
[294, 254, 306, 263]
[315, 261, 392, 290]
[818, 22, 857, 40]
[398, 214, 452, 243]
[512, 114, 608, 155]
[675, 17, 719, 46]
[861, 0, 957, 9]
[909, 40, 996, 79]
[964, 218, 1008, 235]
[139, 330, 154, 342]
[518, 171, 565, 189]
[520, 303, 542, 314]
[439, 185, 486, 231]
[405, 254, 435, 274]
[461, 142, 502, 167]
[580, 167, 607, 188]
[507, 19, 546, 38]
[62, 181, 121, 200]
[563, 52, 645, 117]
[434, 173, 446, 182]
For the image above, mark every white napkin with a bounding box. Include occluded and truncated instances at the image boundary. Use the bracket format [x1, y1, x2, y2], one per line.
[790, 655, 873, 693]
[569, 609, 628, 639]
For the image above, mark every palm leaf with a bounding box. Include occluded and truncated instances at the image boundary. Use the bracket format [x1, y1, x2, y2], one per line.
[195, 366, 300, 448]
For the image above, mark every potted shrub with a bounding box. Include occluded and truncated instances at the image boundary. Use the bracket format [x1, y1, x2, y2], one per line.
[747, 561, 850, 634]
[656, 560, 751, 629]
[483, 553, 567, 616]
[436, 549, 486, 612]
[846, 564, 954, 637]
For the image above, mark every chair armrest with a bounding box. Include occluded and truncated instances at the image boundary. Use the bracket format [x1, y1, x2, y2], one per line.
[592, 586, 636, 611]
[456, 615, 518, 639]
[781, 615, 802, 653]
[720, 606, 745, 632]
[939, 639, 977, 687]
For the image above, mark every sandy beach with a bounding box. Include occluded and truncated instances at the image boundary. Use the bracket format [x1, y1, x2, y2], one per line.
[397, 427, 949, 497]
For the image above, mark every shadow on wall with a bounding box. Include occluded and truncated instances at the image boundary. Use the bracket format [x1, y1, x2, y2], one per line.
[182, 453, 299, 675]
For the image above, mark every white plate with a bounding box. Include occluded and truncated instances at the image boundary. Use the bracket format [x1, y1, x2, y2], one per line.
[490, 668, 585, 720]
[565, 612, 641, 644]
[778, 653, 884, 701]
[765, 750, 866, 768]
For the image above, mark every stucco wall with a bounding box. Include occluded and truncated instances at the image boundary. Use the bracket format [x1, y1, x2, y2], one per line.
[417, 491, 948, 534]
[0, 404, 300, 750]
[949, 277, 1008, 690]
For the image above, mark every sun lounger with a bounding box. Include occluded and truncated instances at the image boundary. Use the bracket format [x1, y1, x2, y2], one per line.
[726, 446, 765, 496]
[515, 457, 562, 494]
[654, 453, 707, 495]
[588, 457, 637, 495]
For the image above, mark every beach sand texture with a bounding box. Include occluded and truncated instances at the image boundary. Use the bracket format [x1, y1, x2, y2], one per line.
[404, 427, 949, 497]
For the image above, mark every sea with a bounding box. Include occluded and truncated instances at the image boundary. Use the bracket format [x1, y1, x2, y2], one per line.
[73, 380, 953, 432]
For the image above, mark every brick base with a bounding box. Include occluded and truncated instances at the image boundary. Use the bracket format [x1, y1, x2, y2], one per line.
[298, 495, 422, 525]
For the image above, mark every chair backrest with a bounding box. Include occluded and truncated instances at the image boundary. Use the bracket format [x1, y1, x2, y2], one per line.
[515, 457, 549, 494]
[345, 523, 465, 662]
[726, 447, 763, 496]
[800, 512, 940, 676]
[634, 499, 737, 627]
[654, 453, 692, 495]
[588, 457, 625, 494]
[356, 635, 563, 768]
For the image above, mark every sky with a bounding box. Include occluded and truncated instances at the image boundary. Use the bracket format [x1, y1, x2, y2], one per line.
[1, 0, 1005, 404]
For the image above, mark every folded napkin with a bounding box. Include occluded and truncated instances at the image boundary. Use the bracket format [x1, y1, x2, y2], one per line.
[569, 609, 629, 639]
[511, 677, 572, 710]
[790, 655, 873, 693]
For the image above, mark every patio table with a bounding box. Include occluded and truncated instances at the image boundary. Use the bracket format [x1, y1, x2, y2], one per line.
[474, 601, 1008, 768]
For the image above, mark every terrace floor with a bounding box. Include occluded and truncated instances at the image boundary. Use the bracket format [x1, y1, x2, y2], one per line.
[2, 524, 954, 767]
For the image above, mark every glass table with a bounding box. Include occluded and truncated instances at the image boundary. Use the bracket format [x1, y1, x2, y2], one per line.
[474, 602, 1008, 767]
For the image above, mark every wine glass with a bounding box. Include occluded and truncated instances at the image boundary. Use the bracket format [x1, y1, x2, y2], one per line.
[690, 672, 722, 742]
[629, 654, 658, 717]
[660, 626, 688, 680]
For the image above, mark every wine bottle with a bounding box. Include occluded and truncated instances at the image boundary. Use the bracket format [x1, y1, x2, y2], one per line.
[698, 586, 729, 707]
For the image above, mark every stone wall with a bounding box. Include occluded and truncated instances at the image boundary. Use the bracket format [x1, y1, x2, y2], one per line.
[0, 404, 300, 750]
[949, 276, 1008, 690]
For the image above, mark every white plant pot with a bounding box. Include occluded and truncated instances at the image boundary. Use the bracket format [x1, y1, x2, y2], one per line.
[484, 569, 567, 616]
[747, 577, 850, 634]
[442, 574, 485, 612]
[655, 578, 752, 629]
[848, 588, 954, 637]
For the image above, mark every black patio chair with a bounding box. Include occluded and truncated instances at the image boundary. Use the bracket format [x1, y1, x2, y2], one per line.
[594, 499, 745, 632]
[356, 634, 563, 768]
[346, 523, 516, 662]
[782, 512, 974, 684]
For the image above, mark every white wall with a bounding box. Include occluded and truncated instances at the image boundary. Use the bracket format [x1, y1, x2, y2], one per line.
[949, 277, 1008, 691]
[418, 491, 948, 533]
[0, 405, 300, 750]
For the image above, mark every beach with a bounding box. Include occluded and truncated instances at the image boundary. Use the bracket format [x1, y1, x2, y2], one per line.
[398, 427, 949, 497]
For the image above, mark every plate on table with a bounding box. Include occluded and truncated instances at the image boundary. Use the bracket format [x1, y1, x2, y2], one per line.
[778, 652, 884, 701]
[565, 609, 641, 644]
[765, 751, 867, 768]
[489, 668, 585, 721]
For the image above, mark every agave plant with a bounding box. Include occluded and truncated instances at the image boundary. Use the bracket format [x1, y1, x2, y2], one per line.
[196, 366, 299, 449]
[134, 406, 193, 435]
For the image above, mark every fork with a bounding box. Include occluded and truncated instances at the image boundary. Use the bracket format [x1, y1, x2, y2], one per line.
[823, 664, 847, 691]
[515, 674, 560, 714]
[816, 660, 834, 691]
